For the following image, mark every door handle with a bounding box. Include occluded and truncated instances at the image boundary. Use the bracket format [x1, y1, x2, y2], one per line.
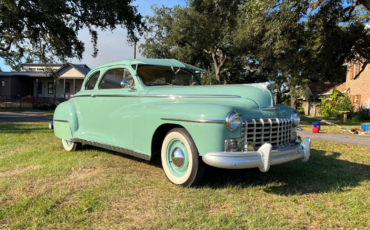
[91, 94, 96, 98]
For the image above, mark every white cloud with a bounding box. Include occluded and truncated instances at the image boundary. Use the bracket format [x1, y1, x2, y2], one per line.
[0, 0, 185, 71]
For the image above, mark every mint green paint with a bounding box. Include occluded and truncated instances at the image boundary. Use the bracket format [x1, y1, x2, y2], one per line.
[53, 101, 78, 140]
[53, 59, 297, 158]
[165, 138, 189, 177]
[54, 122, 72, 140]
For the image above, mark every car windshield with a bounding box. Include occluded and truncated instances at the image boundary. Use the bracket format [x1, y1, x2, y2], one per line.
[137, 65, 200, 86]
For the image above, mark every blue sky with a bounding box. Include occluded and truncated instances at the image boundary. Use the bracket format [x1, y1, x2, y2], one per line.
[0, 0, 186, 71]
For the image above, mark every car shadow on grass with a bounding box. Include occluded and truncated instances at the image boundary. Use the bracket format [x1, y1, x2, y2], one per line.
[198, 148, 370, 195]
[80, 144, 370, 195]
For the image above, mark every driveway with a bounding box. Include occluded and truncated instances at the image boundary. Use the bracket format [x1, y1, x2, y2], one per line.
[0, 111, 53, 122]
[298, 130, 370, 146]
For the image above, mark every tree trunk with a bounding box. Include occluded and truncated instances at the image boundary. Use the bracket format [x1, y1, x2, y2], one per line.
[290, 95, 296, 109]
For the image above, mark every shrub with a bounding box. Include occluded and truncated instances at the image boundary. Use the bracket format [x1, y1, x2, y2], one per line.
[350, 111, 370, 122]
[37, 104, 50, 110]
[317, 87, 353, 118]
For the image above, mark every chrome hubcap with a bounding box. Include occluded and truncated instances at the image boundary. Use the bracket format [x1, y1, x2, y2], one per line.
[171, 147, 185, 168]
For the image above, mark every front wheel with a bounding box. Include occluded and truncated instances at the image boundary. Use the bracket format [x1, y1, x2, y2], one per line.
[161, 128, 205, 187]
[62, 139, 81, 151]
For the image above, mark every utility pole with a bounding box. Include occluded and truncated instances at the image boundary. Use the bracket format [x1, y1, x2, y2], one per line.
[134, 40, 137, 59]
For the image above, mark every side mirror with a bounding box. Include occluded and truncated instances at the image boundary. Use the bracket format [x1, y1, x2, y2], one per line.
[120, 80, 129, 88]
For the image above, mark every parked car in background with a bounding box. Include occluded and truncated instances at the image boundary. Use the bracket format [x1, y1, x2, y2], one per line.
[51, 59, 311, 187]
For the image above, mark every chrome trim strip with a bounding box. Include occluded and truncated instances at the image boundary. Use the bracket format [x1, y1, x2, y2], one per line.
[54, 119, 69, 123]
[95, 94, 137, 97]
[259, 106, 277, 111]
[146, 94, 241, 98]
[70, 138, 151, 161]
[72, 95, 90, 98]
[161, 118, 225, 124]
[72, 94, 241, 99]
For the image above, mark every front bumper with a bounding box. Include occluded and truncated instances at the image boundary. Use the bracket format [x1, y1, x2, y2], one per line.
[202, 137, 311, 172]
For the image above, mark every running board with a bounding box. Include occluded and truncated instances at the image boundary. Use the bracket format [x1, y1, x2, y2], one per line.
[70, 138, 151, 161]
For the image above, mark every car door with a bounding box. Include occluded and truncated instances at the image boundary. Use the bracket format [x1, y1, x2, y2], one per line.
[87, 67, 138, 150]
[72, 70, 101, 139]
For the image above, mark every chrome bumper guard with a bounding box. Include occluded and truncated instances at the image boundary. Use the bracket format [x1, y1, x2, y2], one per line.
[202, 137, 311, 172]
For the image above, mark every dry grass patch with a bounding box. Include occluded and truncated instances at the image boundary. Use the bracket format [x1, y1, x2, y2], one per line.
[0, 165, 40, 178]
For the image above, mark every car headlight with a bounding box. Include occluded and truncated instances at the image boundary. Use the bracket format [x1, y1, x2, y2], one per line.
[226, 111, 242, 132]
[291, 112, 300, 127]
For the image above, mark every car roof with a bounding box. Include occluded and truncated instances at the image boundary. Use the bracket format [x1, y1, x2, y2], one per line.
[93, 59, 206, 72]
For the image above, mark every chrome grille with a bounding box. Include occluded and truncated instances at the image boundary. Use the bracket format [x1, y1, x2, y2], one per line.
[244, 118, 292, 150]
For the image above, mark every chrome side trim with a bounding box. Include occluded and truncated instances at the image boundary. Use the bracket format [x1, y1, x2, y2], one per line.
[72, 94, 241, 99]
[146, 94, 241, 98]
[54, 119, 69, 123]
[260, 106, 277, 111]
[95, 94, 137, 97]
[72, 95, 90, 98]
[161, 118, 225, 123]
[70, 138, 151, 161]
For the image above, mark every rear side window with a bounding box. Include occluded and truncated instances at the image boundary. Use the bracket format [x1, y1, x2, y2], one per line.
[99, 69, 124, 89]
[85, 71, 100, 90]
[99, 68, 135, 89]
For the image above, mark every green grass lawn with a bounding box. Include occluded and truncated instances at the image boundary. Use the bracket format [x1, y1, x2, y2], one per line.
[1, 122, 370, 229]
[300, 116, 370, 134]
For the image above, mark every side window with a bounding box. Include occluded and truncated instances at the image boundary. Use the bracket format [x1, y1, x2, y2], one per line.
[124, 69, 135, 87]
[85, 71, 100, 90]
[99, 69, 124, 89]
[99, 68, 135, 89]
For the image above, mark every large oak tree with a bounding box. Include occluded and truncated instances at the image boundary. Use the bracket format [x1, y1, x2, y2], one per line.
[0, 0, 146, 70]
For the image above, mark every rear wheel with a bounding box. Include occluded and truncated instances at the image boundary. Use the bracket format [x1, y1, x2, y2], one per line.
[161, 128, 205, 187]
[62, 139, 81, 151]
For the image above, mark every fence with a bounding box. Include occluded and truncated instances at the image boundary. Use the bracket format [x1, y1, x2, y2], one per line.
[358, 108, 370, 115]
[0, 95, 68, 110]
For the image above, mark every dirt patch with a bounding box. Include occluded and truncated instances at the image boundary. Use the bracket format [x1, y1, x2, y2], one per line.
[0, 165, 40, 178]
[69, 167, 98, 180]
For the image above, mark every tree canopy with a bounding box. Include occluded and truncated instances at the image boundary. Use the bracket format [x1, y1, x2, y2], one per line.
[140, 0, 370, 107]
[0, 0, 146, 70]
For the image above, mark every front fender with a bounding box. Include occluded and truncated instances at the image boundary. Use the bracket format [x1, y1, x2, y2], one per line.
[53, 101, 79, 140]
[132, 99, 260, 156]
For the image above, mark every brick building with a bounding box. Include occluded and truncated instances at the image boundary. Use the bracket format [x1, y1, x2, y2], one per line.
[345, 62, 370, 110]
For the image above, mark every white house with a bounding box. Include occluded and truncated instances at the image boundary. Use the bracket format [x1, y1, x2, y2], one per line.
[0, 63, 90, 98]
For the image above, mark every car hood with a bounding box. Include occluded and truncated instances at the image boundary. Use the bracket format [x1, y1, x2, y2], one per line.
[145, 84, 274, 108]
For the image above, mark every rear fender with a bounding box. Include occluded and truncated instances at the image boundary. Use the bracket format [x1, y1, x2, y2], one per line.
[53, 101, 79, 140]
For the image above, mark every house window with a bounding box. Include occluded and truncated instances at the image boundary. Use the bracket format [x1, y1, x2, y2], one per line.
[353, 64, 357, 77]
[37, 82, 42, 94]
[351, 95, 361, 105]
[1, 81, 4, 87]
[48, 82, 53, 94]
[65, 82, 70, 93]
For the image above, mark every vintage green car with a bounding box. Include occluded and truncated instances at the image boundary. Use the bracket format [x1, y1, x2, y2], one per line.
[52, 59, 311, 187]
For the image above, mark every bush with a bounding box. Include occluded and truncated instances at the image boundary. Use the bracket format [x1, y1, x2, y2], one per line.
[36, 104, 50, 110]
[317, 87, 353, 118]
[350, 111, 370, 122]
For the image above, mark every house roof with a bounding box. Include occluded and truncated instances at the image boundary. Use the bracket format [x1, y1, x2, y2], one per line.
[21, 63, 89, 68]
[322, 82, 347, 94]
[307, 82, 346, 96]
[56, 63, 91, 76]
[0, 71, 49, 77]
[0, 63, 91, 78]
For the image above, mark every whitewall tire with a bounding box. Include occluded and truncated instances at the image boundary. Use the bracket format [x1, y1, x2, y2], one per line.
[161, 128, 205, 187]
[62, 139, 81, 151]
